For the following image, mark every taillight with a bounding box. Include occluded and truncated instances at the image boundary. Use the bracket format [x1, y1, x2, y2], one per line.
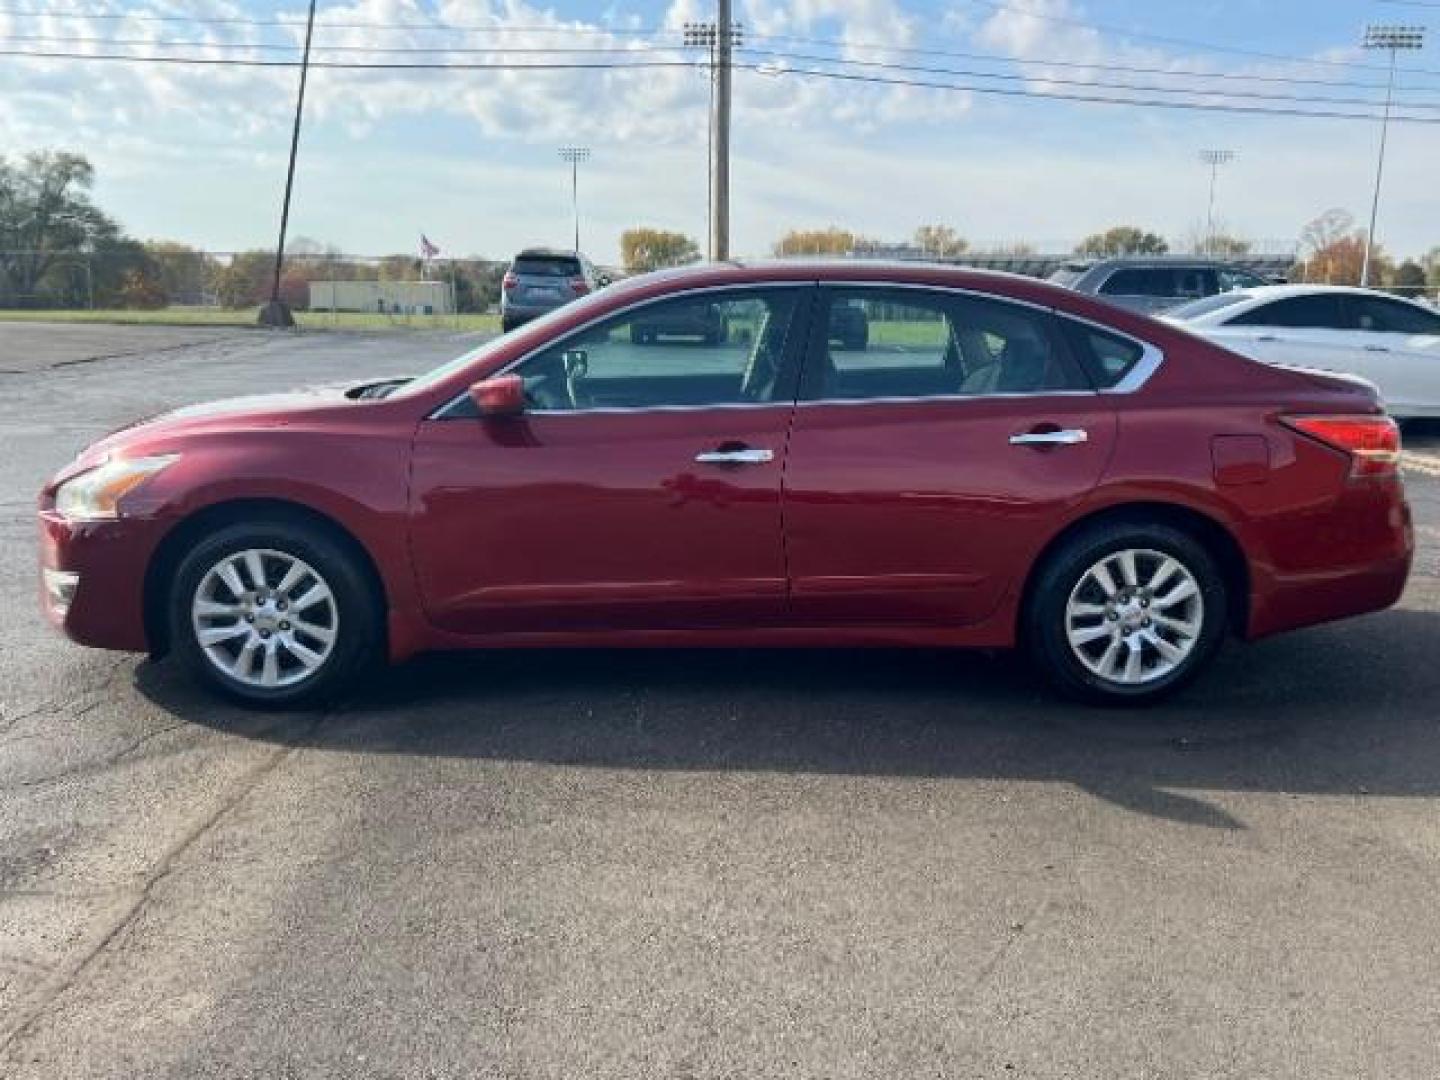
[1283, 414, 1401, 477]
[502, 271, 517, 291]
[569, 276, 589, 295]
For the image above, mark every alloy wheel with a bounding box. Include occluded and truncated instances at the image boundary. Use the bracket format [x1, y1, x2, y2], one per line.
[1064, 548, 1205, 687]
[189, 548, 339, 689]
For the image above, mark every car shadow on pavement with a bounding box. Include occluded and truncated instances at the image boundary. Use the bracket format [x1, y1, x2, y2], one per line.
[134, 607, 1440, 831]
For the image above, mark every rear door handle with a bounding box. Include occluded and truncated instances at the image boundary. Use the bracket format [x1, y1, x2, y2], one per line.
[695, 447, 774, 465]
[1255, 335, 1280, 342]
[1364, 345, 1390, 353]
[1010, 429, 1088, 447]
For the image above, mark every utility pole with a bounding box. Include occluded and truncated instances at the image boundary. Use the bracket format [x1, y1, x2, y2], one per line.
[1198, 149, 1234, 256]
[1361, 25, 1424, 287]
[260, 0, 317, 328]
[685, 9, 742, 261]
[558, 146, 590, 253]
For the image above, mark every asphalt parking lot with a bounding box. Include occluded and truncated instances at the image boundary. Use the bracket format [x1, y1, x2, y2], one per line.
[2, 322, 1440, 1078]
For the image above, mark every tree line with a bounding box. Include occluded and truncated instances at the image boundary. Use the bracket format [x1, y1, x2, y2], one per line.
[5, 150, 1438, 313]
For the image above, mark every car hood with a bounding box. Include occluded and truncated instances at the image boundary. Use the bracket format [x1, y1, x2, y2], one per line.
[71, 379, 401, 473]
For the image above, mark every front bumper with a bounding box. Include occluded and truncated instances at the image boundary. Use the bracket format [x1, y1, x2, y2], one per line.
[37, 510, 166, 652]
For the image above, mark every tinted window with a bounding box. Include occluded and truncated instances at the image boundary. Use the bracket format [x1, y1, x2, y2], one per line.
[1353, 295, 1440, 334]
[1061, 322, 1146, 389]
[1101, 267, 1214, 299]
[515, 289, 800, 410]
[1229, 295, 1352, 329]
[1168, 292, 1252, 320]
[513, 255, 582, 277]
[1217, 267, 1269, 291]
[1100, 267, 1170, 297]
[806, 289, 1086, 400]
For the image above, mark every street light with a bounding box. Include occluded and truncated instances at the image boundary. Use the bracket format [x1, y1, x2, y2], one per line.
[1198, 149, 1235, 256]
[1361, 24, 1425, 287]
[558, 145, 591, 253]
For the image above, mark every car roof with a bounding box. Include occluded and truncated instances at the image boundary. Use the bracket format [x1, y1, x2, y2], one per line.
[1224, 283, 1425, 302]
[513, 247, 582, 259]
[1069, 256, 1267, 269]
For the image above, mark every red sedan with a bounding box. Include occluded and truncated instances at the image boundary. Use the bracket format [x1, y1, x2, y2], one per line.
[38, 262, 1412, 706]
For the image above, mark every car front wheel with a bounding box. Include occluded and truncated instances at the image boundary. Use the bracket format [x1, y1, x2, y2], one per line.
[169, 520, 380, 708]
[1026, 522, 1228, 705]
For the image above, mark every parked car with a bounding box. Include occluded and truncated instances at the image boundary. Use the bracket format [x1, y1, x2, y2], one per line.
[1049, 257, 1275, 315]
[630, 299, 727, 344]
[39, 262, 1411, 708]
[500, 248, 602, 332]
[1163, 284, 1440, 420]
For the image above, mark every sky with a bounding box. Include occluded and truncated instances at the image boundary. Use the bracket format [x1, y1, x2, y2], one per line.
[2, 0, 1438, 264]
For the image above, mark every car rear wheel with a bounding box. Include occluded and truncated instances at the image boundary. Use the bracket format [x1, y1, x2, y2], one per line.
[168, 520, 380, 708]
[1026, 522, 1228, 705]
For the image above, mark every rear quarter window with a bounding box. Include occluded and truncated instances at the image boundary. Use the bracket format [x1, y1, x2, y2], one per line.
[1060, 321, 1147, 389]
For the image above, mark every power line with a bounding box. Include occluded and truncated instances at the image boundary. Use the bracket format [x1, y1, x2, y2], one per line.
[7, 42, 1440, 123]
[745, 31, 1440, 92]
[0, 5, 665, 34]
[0, 47, 703, 71]
[9, 32, 1440, 107]
[956, 0, 1428, 74]
[0, 32, 690, 55]
[739, 47, 1440, 111]
[739, 62, 1440, 124]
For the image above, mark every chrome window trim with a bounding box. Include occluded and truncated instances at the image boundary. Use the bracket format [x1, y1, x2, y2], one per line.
[429, 278, 1166, 418]
[429, 281, 814, 419]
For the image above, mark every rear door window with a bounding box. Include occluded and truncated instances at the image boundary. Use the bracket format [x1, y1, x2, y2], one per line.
[1229, 295, 1353, 329]
[1352, 295, 1440, 334]
[513, 256, 582, 278]
[804, 289, 1087, 400]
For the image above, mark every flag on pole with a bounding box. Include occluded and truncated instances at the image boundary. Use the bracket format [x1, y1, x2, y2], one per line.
[419, 234, 440, 260]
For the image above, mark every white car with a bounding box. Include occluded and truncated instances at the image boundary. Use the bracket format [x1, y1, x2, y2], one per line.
[1163, 284, 1440, 420]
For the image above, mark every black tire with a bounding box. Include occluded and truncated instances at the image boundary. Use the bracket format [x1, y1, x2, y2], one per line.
[1025, 521, 1228, 706]
[168, 519, 381, 709]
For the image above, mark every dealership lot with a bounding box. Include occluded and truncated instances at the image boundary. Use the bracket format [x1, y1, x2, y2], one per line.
[2, 324, 1440, 1077]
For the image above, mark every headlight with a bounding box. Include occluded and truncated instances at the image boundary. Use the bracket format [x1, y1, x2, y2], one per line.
[54, 454, 179, 521]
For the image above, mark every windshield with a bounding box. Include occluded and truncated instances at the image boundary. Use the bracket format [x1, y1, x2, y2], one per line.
[394, 287, 617, 398]
[1166, 291, 1253, 320]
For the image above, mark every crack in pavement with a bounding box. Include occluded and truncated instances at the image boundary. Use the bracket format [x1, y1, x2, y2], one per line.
[0, 710, 326, 1053]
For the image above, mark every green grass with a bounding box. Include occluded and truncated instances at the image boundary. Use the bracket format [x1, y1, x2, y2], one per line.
[0, 307, 501, 332]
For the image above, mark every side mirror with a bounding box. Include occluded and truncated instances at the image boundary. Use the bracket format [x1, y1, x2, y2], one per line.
[468, 374, 526, 418]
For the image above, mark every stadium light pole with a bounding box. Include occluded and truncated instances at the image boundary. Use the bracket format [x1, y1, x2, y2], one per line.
[1198, 149, 1235, 256]
[558, 146, 591, 253]
[1361, 24, 1425, 287]
[260, 0, 317, 328]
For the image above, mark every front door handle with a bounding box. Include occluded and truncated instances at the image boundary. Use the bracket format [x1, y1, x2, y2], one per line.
[695, 447, 774, 465]
[1009, 429, 1088, 447]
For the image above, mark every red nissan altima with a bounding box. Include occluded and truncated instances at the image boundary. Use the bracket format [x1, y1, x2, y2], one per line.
[38, 261, 1412, 707]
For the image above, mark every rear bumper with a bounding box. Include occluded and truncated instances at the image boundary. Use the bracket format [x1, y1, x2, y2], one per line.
[37, 510, 164, 652]
[1247, 483, 1414, 639]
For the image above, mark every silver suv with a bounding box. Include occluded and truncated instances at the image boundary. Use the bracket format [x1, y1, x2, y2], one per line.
[1048, 257, 1274, 315]
[500, 248, 604, 332]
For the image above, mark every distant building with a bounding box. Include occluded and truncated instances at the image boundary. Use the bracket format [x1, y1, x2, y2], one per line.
[309, 280, 454, 315]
